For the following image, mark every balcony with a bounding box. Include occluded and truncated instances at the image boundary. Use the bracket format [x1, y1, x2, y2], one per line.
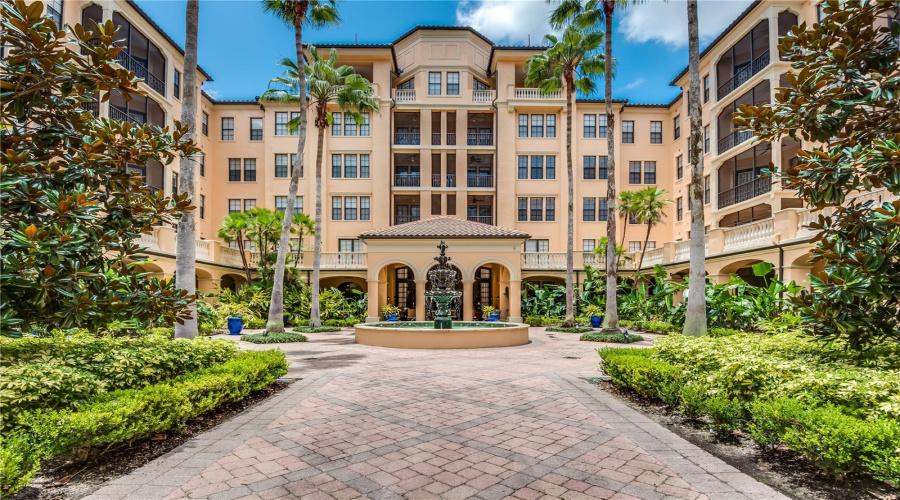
[722, 218, 774, 252]
[82, 100, 100, 118]
[514, 87, 561, 99]
[717, 129, 754, 155]
[718, 177, 772, 209]
[447, 133, 456, 145]
[431, 173, 457, 188]
[520, 252, 640, 270]
[467, 215, 493, 225]
[321, 252, 366, 269]
[394, 132, 420, 145]
[115, 51, 166, 96]
[395, 89, 415, 102]
[431, 133, 441, 145]
[394, 174, 421, 187]
[466, 132, 493, 146]
[394, 215, 420, 225]
[467, 174, 493, 188]
[473, 90, 494, 104]
[110, 106, 145, 124]
[717, 50, 769, 101]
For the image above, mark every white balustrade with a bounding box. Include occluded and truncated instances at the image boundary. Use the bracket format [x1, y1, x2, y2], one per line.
[320, 252, 366, 269]
[138, 231, 159, 251]
[723, 218, 775, 252]
[674, 240, 690, 262]
[513, 87, 561, 99]
[522, 252, 565, 269]
[642, 247, 665, 268]
[219, 247, 244, 267]
[394, 89, 415, 102]
[194, 240, 211, 260]
[473, 90, 494, 103]
[582, 252, 605, 268]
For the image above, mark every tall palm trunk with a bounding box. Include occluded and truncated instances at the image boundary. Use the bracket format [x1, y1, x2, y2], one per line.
[238, 237, 251, 283]
[683, 0, 707, 336]
[601, 1, 619, 333]
[310, 120, 326, 327]
[266, 16, 307, 333]
[638, 224, 652, 271]
[174, 0, 199, 339]
[564, 74, 575, 323]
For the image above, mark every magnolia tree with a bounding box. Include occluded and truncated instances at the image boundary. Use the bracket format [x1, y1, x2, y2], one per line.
[0, 1, 197, 335]
[735, 1, 900, 349]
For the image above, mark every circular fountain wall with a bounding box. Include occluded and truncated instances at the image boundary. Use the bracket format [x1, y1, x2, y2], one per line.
[355, 322, 529, 349]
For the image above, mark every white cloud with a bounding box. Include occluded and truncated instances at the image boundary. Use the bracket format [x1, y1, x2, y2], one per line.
[203, 88, 222, 99]
[622, 78, 645, 90]
[618, 0, 755, 49]
[456, 0, 557, 45]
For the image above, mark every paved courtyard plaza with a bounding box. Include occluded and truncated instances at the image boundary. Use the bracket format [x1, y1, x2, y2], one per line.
[86, 329, 787, 500]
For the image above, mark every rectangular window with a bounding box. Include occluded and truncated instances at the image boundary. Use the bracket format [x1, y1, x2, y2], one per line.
[545, 197, 556, 222]
[676, 155, 683, 180]
[673, 116, 681, 140]
[646, 241, 656, 250]
[202, 112, 208, 136]
[518, 156, 528, 179]
[531, 114, 544, 138]
[331, 112, 341, 136]
[524, 239, 549, 252]
[598, 156, 608, 180]
[704, 125, 710, 153]
[518, 114, 529, 137]
[583, 115, 596, 138]
[518, 198, 528, 221]
[428, 72, 441, 95]
[677, 197, 683, 221]
[530, 198, 543, 222]
[629, 241, 642, 252]
[221, 117, 234, 140]
[359, 112, 370, 136]
[530, 156, 543, 180]
[173, 70, 181, 99]
[331, 154, 341, 178]
[583, 156, 596, 179]
[644, 161, 656, 184]
[703, 75, 710, 103]
[291, 154, 300, 177]
[275, 154, 288, 178]
[339, 239, 363, 253]
[294, 197, 303, 213]
[290, 112, 300, 136]
[598, 198, 608, 221]
[360, 154, 370, 178]
[545, 156, 556, 180]
[250, 118, 263, 141]
[546, 115, 556, 138]
[332, 197, 342, 220]
[228, 158, 241, 181]
[344, 196, 358, 220]
[344, 113, 357, 136]
[598, 114, 608, 138]
[344, 154, 357, 178]
[629, 161, 642, 184]
[583, 239, 596, 252]
[228, 199, 241, 213]
[199, 154, 205, 177]
[622, 121, 635, 144]
[243, 159, 257, 182]
[199, 194, 205, 219]
[650, 121, 662, 144]
[274, 196, 287, 212]
[275, 112, 288, 135]
[447, 72, 460, 95]
[360, 197, 370, 220]
[583, 198, 596, 222]
[704, 175, 711, 204]
[172, 172, 178, 195]
[243, 199, 256, 211]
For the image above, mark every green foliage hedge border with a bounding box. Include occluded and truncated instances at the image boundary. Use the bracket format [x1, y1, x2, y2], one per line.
[580, 333, 645, 343]
[598, 347, 900, 484]
[546, 326, 594, 334]
[0, 350, 287, 496]
[241, 332, 308, 344]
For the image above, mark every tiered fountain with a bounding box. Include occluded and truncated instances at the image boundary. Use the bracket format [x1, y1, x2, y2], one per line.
[355, 241, 528, 349]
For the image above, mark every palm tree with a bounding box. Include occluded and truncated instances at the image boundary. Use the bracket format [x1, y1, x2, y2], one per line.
[634, 187, 672, 271]
[245, 207, 283, 281]
[683, 0, 707, 337]
[616, 190, 639, 246]
[262, 47, 377, 327]
[524, 26, 605, 326]
[261, 0, 339, 333]
[290, 211, 315, 267]
[218, 212, 252, 283]
[174, 0, 200, 339]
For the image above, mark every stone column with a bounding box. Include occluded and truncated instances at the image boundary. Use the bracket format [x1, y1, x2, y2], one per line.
[499, 281, 509, 320]
[378, 279, 389, 319]
[415, 280, 426, 321]
[462, 280, 475, 321]
[508, 280, 522, 323]
[366, 279, 380, 322]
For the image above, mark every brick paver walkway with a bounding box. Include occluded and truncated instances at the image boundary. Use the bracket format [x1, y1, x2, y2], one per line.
[86, 328, 788, 500]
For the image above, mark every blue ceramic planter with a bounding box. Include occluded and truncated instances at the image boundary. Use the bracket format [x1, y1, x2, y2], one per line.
[487, 312, 501, 322]
[386, 313, 398, 322]
[590, 315, 603, 328]
[227, 316, 243, 335]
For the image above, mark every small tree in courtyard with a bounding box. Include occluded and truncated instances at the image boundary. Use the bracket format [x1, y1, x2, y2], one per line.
[0, 1, 197, 335]
[734, 0, 900, 349]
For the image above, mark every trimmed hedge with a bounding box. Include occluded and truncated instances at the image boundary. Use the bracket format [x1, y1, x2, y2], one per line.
[242, 332, 308, 344]
[0, 350, 287, 496]
[598, 346, 900, 484]
[581, 333, 645, 343]
[294, 326, 342, 333]
[546, 326, 594, 333]
[618, 320, 679, 334]
[0, 337, 238, 431]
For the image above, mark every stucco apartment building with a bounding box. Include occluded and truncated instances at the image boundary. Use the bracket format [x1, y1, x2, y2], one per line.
[46, 0, 895, 322]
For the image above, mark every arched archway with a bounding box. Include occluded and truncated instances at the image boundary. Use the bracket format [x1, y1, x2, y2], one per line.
[718, 258, 775, 288]
[220, 273, 248, 293]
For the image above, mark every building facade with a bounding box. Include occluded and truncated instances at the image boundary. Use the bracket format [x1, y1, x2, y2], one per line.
[47, 0, 896, 322]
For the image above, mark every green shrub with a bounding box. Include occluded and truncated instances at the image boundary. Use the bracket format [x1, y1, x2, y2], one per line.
[679, 384, 707, 420]
[747, 397, 805, 452]
[638, 320, 678, 334]
[598, 348, 679, 399]
[581, 333, 645, 343]
[703, 396, 746, 438]
[0, 432, 40, 497]
[708, 327, 743, 338]
[2, 350, 287, 496]
[525, 315, 546, 327]
[547, 326, 593, 333]
[244, 317, 266, 329]
[294, 326, 341, 333]
[242, 332, 307, 344]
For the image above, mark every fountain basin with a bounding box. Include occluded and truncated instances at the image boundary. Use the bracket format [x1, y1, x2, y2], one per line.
[355, 322, 529, 349]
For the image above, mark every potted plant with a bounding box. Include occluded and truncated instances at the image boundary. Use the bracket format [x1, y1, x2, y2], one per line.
[382, 304, 400, 322]
[227, 314, 244, 335]
[584, 305, 604, 328]
[482, 305, 500, 322]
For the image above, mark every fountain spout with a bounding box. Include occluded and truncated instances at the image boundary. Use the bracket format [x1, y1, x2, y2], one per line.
[424, 240, 463, 329]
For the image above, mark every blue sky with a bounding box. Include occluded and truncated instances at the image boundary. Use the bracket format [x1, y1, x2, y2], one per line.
[134, 0, 754, 103]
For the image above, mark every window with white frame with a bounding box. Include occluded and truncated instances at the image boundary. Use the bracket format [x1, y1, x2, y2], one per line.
[243, 199, 256, 211]
[673, 116, 681, 140]
[531, 114, 544, 138]
[428, 72, 441, 95]
[644, 161, 656, 184]
[228, 158, 241, 181]
[677, 155, 683, 180]
[629, 161, 642, 184]
[250, 118, 263, 141]
[202, 112, 208, 136]
[447, 72, 460, 95]
[243, 158, 257, 181]
[582, 239, 596, 252]
[598, 114, 608, 138]
[221, 117, 234, 140]
[339, 239, 363, 252]
[199, 195, 205, 219]
[173, 71, 181, 99]
[704, 125, 710, 153]
[583, 115, 596, 138]
[228, 199, 241, 213]
[677, 197, 683, 220]
[518, 115, 528, 137]
[331, 112, 341, 135]
[524, 239, 550, 252]
[275, 154, 288, 178]
[546, 115, 556, 137]
[650, 121, 662, 144]
[275, 112, 289, 135]
[622, 121, 635, 143]
[629, 241, 642, 252]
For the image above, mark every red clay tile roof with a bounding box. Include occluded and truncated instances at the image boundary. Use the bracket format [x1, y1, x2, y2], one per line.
[359, 217, 530, 239]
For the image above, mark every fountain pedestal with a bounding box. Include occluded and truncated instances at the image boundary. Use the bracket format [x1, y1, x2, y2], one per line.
[424, 241, 462, 330]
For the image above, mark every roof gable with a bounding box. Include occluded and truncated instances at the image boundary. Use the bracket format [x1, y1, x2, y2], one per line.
[359, 217, 530, 239]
